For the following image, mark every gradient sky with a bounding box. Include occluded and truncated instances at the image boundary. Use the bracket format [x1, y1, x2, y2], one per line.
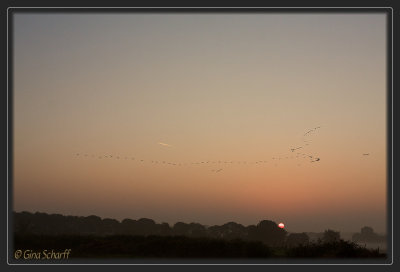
[12, 12, 387, 233]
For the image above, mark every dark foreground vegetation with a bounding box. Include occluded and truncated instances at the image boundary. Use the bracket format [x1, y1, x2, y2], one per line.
[14, 234, 384, 258]
[13, 211, 386, 258]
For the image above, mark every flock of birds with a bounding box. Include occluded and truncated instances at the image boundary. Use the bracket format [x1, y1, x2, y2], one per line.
[74, 127, 328, 173]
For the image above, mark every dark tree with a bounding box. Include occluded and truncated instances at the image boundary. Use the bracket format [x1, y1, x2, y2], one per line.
[188, 223, 207, 237]
[352, 226, 385, 243]
[207, 225, 224, 239]
[322, 229, 340, 243]
[246, 225, 259, 241]
[173, 222, 191, 236]
[361, 226, 374, 235]
[120, 219, 138, 235]
[101, 218, 120, 235]
[155, 222, 172, 236]
[220, 222, 246, 240]
[286, 233, 309, 247]
[246, 220, 287, 246]
[136, 218, 157, 235]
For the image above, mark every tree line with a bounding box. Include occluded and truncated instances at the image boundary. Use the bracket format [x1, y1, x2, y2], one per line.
[14, 211, 293, 246]
[13, 211, 385, 258]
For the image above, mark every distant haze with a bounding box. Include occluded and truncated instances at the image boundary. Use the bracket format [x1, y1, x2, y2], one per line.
[12, 12, 387, 233]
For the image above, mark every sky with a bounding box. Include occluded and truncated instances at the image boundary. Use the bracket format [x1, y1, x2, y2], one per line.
[12, 12, 388, 233]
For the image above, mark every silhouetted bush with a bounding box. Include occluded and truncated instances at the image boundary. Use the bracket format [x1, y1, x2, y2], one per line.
[287, 240, 383, 258]
[352, 226, 386, 243]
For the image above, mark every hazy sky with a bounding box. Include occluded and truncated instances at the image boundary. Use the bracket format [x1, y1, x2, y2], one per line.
[12, 12, 387, 233]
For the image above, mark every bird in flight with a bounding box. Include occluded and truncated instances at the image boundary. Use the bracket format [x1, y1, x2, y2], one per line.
[363, 153, 370, 156]
[290, 147, 302, 152]
[304, 126, 321, 136]
[304, 130, 313, 136]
